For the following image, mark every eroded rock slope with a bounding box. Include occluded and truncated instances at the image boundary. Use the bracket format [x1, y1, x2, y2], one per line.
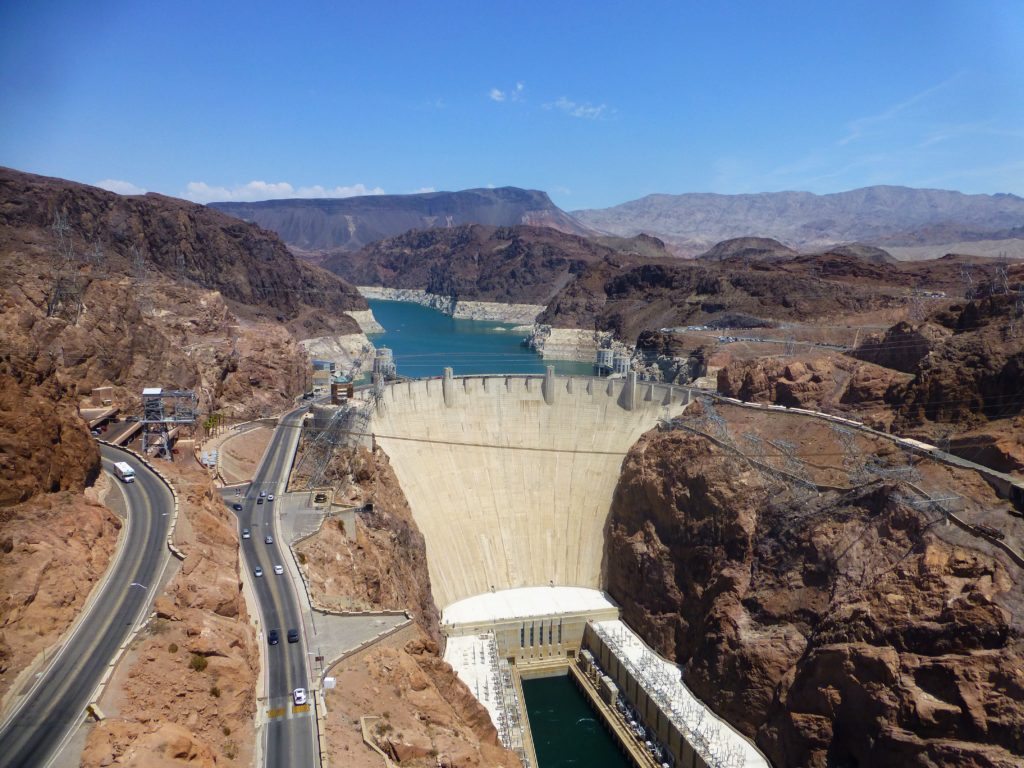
[605, 408, 1024, 767]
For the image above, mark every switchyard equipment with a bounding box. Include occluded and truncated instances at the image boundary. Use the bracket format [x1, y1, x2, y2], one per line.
[141, 387, 198, 459]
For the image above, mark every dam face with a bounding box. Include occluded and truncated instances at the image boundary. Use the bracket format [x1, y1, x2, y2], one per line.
[368, 370, 688, 609]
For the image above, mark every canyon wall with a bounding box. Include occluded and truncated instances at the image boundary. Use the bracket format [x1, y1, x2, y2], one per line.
[604, 410, 1024, 767]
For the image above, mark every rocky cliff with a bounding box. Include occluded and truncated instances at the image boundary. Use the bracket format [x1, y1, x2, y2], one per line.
[0, 167, 371, 420]
[324, 224, 625, 307]
[324, 626, 521, 768]
[296, 446, 441, 641]
[604, 409, 1024, 767]
[0, 167, 366, 327]
[212, 186, 591, 254]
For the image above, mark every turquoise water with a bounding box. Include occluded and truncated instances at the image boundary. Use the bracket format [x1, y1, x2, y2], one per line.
[523, 675, 630, 768]
[367, 299, 596, 378]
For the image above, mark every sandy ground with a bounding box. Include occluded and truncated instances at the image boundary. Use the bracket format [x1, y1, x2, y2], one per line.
[218, 426, 273, 485]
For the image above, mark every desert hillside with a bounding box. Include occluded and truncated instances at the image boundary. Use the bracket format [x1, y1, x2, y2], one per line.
[573, 185, 1024, 255]
[324, 223, 654, 305]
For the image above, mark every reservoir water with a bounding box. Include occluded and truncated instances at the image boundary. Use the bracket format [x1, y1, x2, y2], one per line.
[523, 675, 630, 768]
[367, 299, 595, 378]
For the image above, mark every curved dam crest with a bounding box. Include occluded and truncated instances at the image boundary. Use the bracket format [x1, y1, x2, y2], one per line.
[369, 371, 689, 608]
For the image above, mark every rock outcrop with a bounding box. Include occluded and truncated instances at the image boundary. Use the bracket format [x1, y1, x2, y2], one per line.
[325, 224, 622, 308]
[697, 237, 797, 262]
[323, 627, 521, 768]
[297, 446, 441, 641]
[604, 413, 1024, 768]
[0, 488, 120, 702]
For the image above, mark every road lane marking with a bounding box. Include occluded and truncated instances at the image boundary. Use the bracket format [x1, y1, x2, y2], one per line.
[267, 707, 287, 719]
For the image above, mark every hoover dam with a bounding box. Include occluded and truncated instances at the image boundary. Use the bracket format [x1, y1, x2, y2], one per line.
[364, 369, 770, 767]
[369, 368, 688, 608]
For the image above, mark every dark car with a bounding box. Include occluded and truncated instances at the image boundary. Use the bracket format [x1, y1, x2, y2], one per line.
[256, 497, 264, 505]
[232, 503, 243, 512]
[268, 629, 279, 645]
[287, 628, 299, 644]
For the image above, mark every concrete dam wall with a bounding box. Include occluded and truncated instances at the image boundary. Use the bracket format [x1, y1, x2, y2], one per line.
[369, 370, 689, 608]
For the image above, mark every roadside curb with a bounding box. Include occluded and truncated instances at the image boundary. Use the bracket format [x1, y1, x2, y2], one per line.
[86, 443, 182, 714]
[98, 440, 183, 560]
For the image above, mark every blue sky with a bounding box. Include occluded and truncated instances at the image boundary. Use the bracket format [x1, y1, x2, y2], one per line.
[2, 1, 1022, 209]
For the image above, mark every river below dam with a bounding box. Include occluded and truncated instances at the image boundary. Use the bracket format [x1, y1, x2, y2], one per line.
[523, 675, 630, 768]
[367, 299, 594, 378]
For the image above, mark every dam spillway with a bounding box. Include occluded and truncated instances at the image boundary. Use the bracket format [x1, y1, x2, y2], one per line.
[368, 370, 689, 609]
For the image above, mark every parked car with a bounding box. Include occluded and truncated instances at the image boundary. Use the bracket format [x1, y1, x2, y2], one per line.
[287, 628, 299, 643]
[268, 629, 279, 645]
[242, 528, 251, 539]
[292, 687, 307, 705]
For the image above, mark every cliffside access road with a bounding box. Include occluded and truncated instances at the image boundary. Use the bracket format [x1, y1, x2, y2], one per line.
[232, 406, 320, 768]
[0, 446, 173, 768]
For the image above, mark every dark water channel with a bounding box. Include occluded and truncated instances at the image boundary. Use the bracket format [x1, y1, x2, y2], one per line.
[522, 675, 630, 768]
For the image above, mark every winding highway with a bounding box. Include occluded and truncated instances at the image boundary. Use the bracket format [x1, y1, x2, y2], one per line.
[232, 405, 319, 768]
[0, 445, 173, 768]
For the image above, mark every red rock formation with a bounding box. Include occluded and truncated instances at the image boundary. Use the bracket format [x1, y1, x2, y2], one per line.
[297, 446, 441, 641]
[323, 627, 520, 768]
[605, 418, 1024, 767]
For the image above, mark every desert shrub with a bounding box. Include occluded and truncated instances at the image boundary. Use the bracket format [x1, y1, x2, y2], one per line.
[189, 654, 208, 672]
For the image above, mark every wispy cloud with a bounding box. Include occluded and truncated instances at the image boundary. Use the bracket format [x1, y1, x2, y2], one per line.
[95, 178, 146, 195]
[839, 72, 963, 145]
[490, 81, 525, 103]
[412, 186, 436, 194]
[184, 180, 385, 203]
[545, 96, 612, 120]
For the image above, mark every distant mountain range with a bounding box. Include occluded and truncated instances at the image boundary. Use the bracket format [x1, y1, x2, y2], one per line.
[210, 187, 589, 254]
[572, 186, 1024, 255]
[210, 184, 1024, 260]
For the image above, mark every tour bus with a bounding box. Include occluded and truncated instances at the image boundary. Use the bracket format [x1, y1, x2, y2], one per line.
[113, 461, 136, 483]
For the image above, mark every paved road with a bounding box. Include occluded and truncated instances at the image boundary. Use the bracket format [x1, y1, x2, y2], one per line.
[0, 446, 172, 768]
[232, 406, 319, 768]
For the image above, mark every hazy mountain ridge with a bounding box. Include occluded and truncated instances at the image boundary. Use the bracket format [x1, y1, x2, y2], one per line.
[211, 187, 591, 253]
[573, 185, 1024, 254]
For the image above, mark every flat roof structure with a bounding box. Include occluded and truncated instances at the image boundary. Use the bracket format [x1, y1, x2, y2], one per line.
[443, 586, 618, 628]
[591, 620, 770, 768]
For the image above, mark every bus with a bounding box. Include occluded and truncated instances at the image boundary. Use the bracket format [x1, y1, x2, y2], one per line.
[113, 461, 135, 483]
